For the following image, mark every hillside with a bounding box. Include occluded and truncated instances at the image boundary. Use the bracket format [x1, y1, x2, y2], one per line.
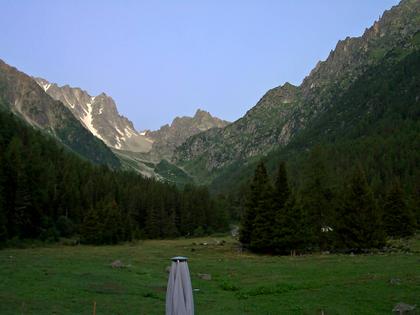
[34, 77, 154, 152]
[0, 60, 120, 168]
[173, 0, 420, 189]
[211, 43, 420, 204]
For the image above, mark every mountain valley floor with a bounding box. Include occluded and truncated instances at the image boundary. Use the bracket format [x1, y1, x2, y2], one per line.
[0, 235, 419, 314]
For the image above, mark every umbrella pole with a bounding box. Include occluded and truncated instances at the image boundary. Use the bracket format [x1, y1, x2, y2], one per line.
[166, 256, 194, 315]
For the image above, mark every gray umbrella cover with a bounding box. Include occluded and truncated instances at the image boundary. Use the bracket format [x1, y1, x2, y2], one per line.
[166, 257, 194, 315]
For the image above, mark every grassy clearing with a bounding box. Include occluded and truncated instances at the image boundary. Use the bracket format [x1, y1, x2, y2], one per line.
[0, 236, 419, 314]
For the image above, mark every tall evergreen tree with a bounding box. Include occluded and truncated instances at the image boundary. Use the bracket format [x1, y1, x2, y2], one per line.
[212, 194, 230, 232]
[161, 208, 179, 238]
[239, 161, 274, 252]
[272, 162, 303, 254]
[102, 200, 125, 244]
[0, 179, 7, 243]
[145, 205, 163, 239]
[335, 166, 385, 251]
[273, 162, 290, 210]
[0, 153, 7, 243]
[383, 181, 416, 238]
[411, 180, 420, 229]
[239, 161, 269, 245]
[80, 207, 104, 245]
[298, 147, 334, 250]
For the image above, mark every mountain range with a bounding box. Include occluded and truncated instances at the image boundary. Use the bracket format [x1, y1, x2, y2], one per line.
[33, 77, 229, 158]
[0, 60, 120, 168]
[0, 0, 418, 193]
[0, 64, 229, 179]
[173, 0, 420, 190]
[32, 77, 229, 177]
[34, 77, 154, 152]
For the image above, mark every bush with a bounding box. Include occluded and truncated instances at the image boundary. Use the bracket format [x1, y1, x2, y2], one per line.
[56, 216, 75, 237]
[39, 227, 59, 242]
[219, 280, 240, 292]
[193, 226, 206, 237]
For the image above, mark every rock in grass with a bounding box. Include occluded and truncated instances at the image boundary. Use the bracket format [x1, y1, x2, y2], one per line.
[111, 260, 124, 268]
[198, 273, 211, 280]
[390, 278, 401, 285]
[392, 302, 416, 313]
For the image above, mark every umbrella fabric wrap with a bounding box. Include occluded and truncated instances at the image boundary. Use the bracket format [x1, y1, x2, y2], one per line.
[166, 257, 194, 315]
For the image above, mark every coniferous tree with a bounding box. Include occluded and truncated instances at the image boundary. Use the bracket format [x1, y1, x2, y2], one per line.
[335, 166, 385, 251]
[6, 137, 38, 238]
[80, 207, 104, 245]
[178, 185, 194, 236]
[247, 161, 274, 253]
[298, 148, 334, 250]
[272, 162, 290, 253]
[213, 194, 230, 232]
[383, 181, 416, 238]
[193, 186, 209, 232]
[0, 181, 7, 243]
[411, 181, 420, 228]
[273, 162, 290, 210]
[56, 216, 75, 238]
[0, 155, 7, 243]
[161, 209, 179, 238]
[3, 136, 22, 238]
[145, 205, 163, 239]
[272, 162, 303, 254]
[103, 200, 125, 244]
[239, 161, 267, 245]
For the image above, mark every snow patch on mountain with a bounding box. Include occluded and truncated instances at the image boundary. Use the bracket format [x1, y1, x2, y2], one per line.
[115, 127, 124, 136]
[39, 82, 51, 92]
[81, 100, 104, 142]
[125, 127, 134, 138]
[63, 95, 75, 109]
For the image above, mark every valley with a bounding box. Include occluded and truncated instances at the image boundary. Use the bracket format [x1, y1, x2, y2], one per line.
[0, 0, 419, 314]
[1, 235, 419, 315]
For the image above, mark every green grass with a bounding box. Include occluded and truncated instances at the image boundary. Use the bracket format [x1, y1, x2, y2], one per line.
[0, 236, 419, 314]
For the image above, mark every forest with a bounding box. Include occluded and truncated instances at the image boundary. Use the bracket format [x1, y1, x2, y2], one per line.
[225, 49, 420, 253]
[239, 159, 418, 254]
[0, 110, 229, 245]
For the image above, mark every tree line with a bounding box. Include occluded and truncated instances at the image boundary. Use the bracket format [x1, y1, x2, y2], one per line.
[0, 110, 229, 245]
[240, 158, 418, 254]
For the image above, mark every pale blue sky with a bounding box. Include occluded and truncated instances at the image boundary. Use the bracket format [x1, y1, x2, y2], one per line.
[0, 0, 399, 130]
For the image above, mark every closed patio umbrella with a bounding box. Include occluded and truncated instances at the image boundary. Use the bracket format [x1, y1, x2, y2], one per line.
[166, 256, 194, 315]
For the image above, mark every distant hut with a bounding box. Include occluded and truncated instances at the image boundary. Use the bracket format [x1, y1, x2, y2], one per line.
[321, 226, 333, 233]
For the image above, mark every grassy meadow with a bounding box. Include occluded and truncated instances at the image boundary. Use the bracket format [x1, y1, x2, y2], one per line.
[0, 236, 419, 315]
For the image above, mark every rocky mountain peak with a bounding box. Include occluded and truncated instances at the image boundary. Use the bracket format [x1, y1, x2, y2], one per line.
[0, 59, 120, 167]
[194, 108, 210, 118]
[301, 0, 419, 98]
[145, 109, 230, 161]
[33, 77, 153, 152]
